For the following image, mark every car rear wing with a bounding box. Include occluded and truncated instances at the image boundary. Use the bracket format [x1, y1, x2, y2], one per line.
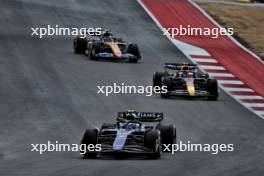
[164, 63, 198, 70]
[117, 112, 163, 122]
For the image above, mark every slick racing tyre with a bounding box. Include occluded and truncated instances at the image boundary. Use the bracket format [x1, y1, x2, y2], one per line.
[206, 79, 218, 101]
[89, 45, 100, 60]
[153, 72, 166, 87]
[127, 43, 140, 63]
[144, 130, 162, 159]
[80, 129, 98, 158]
[160, 77, 171, 98]
[73, 37, 87, 54]
[158, 124, 176, 150]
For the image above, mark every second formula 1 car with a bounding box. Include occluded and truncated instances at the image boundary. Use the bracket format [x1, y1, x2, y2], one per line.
[153, 63, 219, 100]
[73, 30, 141, 62]
[80, 110, 176, 159]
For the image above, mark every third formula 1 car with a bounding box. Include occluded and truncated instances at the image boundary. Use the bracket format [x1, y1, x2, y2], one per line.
[153, 63, 219, 100]
[73, 30, 141, 62]
[80, 110, 176, 159]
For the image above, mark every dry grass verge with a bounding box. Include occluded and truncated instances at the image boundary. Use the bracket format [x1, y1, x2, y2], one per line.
[198, 2, 264, 59]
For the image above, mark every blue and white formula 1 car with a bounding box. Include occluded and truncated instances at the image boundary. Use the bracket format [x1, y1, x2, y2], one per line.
[80, 110, 176, 159]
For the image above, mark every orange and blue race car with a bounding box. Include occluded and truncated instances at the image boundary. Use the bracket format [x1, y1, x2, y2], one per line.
[73, 30, 141, 63]
[153, 63, 219, 100]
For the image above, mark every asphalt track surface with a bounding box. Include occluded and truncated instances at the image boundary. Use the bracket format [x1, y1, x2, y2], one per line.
[0, 0, 263, 176]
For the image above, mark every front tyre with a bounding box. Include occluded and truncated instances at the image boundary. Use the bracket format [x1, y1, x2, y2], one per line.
[153, 72, 166, 87]
[80, 129, 98, 158]
[158, 124, 176, 150]
[73, 37, 87, 54]
[144, 130, 162, 159]
[89, 45, 99, 60]
[207, 79, 218, 101]
[160, 77, 171, 98]
[127, 43, 140, 63]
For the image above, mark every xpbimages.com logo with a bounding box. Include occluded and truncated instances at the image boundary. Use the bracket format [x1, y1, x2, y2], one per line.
[97, 83, 168, 96]
[163, 141, 234, 155]
[30, 141, 101, 155]
[163, 25, 234, 39]
[30, 25, 102, 38]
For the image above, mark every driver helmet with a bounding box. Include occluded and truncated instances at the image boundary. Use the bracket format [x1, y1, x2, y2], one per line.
[125, 110, 138, 120]
[125, 123, 137, 130]
[181, 63, 189, 71]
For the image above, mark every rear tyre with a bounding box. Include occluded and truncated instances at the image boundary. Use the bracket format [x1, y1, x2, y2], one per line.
[127, 43, 140, 63]
[80, 129, 98, 158]
[73, 37, 87, 54]
[207, 79, 218, 101]
[144, 130, 162, 159]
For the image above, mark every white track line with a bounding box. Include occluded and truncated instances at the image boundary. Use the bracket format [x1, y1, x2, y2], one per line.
[225, 88, 254, 92]
[172, 38, 210, 56]
[244, 103, 264, 108]
[192, 58, 218, 63]
[209, 73, 234, 77]
[233, 95, 264, 100]
[255, 111, 264, 116]
[200, 65, 225, 70]
[218, 80, 244, 85]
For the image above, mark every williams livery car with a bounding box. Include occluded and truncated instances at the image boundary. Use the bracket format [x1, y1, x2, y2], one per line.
[80, 110, 176, 159]
[73, 30, 141, 62]
[153, 63, 219, 100]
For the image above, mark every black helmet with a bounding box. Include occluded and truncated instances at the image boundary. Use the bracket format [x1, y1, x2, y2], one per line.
[124, 110, 138, 120]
